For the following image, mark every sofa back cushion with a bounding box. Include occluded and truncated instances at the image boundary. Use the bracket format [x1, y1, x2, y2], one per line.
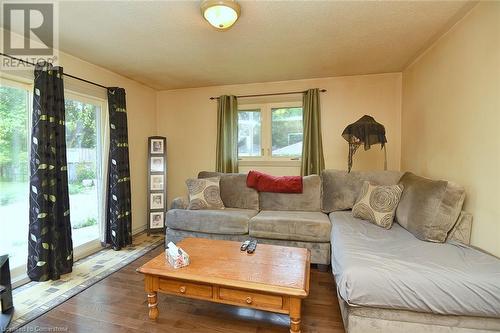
[198, 171, 259, 210]
[446, 211, 473, 245]
[395, 172, 466, 243]
[259, 175, 321, 211]
[321, 169, 403, 213]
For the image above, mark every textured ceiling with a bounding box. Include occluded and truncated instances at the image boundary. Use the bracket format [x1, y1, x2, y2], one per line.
[22, 1, 477, 90]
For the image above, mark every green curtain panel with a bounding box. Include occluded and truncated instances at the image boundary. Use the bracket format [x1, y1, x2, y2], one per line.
[28, 65, 73, 282]
[301, 88, 325, 176]
[105, 88, 132, 250]
[216, 95, 239, 173]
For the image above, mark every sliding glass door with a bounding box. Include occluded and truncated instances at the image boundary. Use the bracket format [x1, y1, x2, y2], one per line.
[65, 92, 106, 249]
[0, 79, 107, 283]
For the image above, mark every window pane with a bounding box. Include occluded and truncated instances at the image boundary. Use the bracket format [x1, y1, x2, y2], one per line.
[238, 110, 261, 157]
[65, 98, 101, 247]
[0, 84, 30, 269]
[271, 107, 303, 157]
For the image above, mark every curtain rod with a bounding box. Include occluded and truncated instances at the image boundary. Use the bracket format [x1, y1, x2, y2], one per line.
[209, 89, 327, 100]
[0, 52, 108, 90]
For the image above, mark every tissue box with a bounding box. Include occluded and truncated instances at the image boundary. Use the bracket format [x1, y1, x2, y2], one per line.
[165, 242, 190, 269]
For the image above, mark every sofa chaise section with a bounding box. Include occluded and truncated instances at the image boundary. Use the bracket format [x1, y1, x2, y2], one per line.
[321, 169, 500, 333]
[331, 211, 500, 332]
[331, 211, 500, 318]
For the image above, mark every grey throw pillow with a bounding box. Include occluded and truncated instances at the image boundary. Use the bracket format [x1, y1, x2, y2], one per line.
[352, 181, 403, 229]
[396, 172, 465, 242]
[186, 177, 225, 210]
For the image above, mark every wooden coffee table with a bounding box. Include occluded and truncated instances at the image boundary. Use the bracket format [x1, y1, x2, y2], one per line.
[137, 238, 310, 333]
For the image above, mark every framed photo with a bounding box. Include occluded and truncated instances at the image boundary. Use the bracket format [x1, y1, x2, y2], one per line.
[150, 175, 164, 190]
[150, 156, 164, 172]
[150, 193, 164, 210]
[151, 139, 164, 154]
[150, 212, 164, 229]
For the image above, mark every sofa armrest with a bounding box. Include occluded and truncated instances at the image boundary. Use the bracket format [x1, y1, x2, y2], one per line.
[446, 211, 472, 245]
[170, 196, 189, 210]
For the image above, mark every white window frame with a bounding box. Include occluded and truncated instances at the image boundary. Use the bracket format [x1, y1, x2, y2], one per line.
[238, 101, 303, 167]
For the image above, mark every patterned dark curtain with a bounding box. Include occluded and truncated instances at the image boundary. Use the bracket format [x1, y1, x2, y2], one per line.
[105, 88, 132, 250]
[28, 65, 73, 281]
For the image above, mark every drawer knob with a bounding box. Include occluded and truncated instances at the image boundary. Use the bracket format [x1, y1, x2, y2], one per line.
[179, 286, 186, 293]
[245, 296, 252, 304]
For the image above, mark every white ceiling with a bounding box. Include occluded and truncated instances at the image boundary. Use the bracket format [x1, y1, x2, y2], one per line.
[35, 1, 477, 90]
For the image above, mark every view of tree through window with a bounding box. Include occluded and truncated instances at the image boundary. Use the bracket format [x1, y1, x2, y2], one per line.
[65, 97, 101, 247]
[0, 83, 30, 269]
[271, 107, 303, 157]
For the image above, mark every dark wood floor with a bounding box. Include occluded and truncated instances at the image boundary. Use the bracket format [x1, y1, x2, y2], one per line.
[19, 246, 345, 333]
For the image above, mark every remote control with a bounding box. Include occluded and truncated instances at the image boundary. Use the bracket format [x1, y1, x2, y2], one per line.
[240, 240, 251, 251]
[246, 240, 257, 254]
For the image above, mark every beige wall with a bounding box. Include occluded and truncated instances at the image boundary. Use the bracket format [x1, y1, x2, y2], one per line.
[401, 2, 500, 256]
[157, 73, 402, 200]
[60, 53, 157, 234]
[1, 30, 158, 233]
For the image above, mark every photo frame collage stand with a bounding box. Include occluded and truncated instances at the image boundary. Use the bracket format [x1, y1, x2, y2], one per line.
[147, 136, 167, 235]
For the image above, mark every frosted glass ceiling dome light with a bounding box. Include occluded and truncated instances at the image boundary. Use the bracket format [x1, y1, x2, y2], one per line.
[201, 0, 241, 30]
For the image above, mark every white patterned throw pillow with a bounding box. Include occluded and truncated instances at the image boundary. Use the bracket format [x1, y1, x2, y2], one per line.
[352, 181, 403, 229]
[186, 177, 225, 210]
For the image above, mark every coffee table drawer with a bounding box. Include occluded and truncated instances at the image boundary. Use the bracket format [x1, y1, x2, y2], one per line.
[218, 288, 283, 310]
[159, 279, 212, 298]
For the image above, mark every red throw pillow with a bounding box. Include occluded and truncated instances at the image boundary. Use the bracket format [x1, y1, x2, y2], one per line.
[246, 170, 303, 193]
[246, 170, 263, 188]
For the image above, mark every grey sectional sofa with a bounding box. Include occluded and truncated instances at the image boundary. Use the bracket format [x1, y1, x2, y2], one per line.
[166, 169, 500, 332]
[166, 171, 332, 265]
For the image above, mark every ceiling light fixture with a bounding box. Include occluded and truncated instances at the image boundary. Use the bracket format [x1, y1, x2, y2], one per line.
[200, 0, 241, 30]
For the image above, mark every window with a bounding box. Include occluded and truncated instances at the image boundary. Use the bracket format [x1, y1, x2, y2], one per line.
[65, 92, 106, 248]
[238, 102, 303, 161]
[0, 79, 31, 272]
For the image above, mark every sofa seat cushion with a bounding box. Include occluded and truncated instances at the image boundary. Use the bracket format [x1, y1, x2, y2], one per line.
[166, 208, 257, 235]
[249, 210, 331, 242]
[330, 211, 500, 317]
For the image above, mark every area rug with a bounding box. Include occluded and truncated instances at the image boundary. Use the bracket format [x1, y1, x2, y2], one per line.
[8, 232, 164, 331]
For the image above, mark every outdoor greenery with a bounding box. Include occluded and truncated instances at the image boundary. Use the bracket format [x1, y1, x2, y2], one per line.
[0, 86, 29, 182]
[73, 217, 97, 229]
[75, 163, 97, 182]
[65, 99, 98, 149]
[0, 89, 98, 184]
[271, 107, 303, 153]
